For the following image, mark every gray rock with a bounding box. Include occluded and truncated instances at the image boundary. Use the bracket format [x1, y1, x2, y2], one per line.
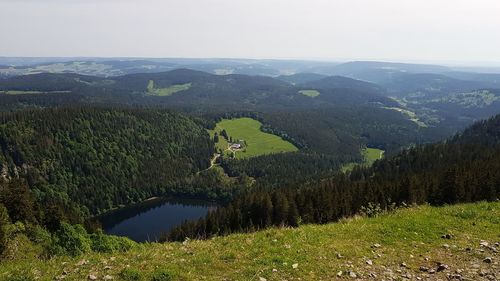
[419, 266, 429, 272]
[483, 257, 492, 263]
[437, 263, 449, 272]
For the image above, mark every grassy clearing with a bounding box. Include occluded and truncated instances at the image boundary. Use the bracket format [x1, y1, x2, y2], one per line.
[146, 80, 191, 96]
[342, 147, 384, 172]
[1, 202, 498, 280]
[0, 90, 71, 95]
[208, 118, 298, 159]
[298, 89, 320, 97]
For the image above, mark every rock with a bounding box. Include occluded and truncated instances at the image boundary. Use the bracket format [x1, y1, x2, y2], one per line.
[272, 268, 277, 272]
[483, 257, 492, 263]
[104, 266, 112, 270]
[402, 273, 412, 279]
[259, 277, 267, 281]
[419, 266, 429, 272]
[336, 253, 344, 259]
[88, 275, 97, 280]
[442, 243, 450, 248]
[348, 271, 357, 278]
[336, 271, 343, 277]
[366, 259, 373, 265]
[437, 263, 449, 272]
[372, 243, 382, 248]
[480, 241, 489, 247]
[441, 234, 452, 239]
[292, 263, 299, 269]
[428, 269, 436, 274]
[400, 262, 408, 268]
[103, 275, 113, 280]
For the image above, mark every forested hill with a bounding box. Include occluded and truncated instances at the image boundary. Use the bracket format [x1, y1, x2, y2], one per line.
[167, 114, 500, 241]
[0, 107, 214, 219]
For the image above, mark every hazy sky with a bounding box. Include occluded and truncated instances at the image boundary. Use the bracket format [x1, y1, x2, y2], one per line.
[1, 0, 500, 64]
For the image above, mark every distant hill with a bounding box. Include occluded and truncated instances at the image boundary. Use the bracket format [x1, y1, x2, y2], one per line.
[321, 61, 452, 83]
[276, 73, 327, 84]
[380, 73, 495, 97]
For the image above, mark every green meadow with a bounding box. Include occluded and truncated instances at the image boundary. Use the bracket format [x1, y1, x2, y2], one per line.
[342, 147, 385, 172]
[298, 89, 320, 97]
[208, 117, 298, 159]
[146, 80, 191, 96]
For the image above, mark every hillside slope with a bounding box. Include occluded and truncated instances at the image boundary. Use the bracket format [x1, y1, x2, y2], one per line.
[1, 202, 498, 280]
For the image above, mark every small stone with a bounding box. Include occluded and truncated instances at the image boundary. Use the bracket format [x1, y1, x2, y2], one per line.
[103, 275, 113, 280]
[419, 266, 429, 272]
[336, 271, 343, 277]
[400, 262, 408, 268]
[104, 266, 112, 270]
[366, 259, 373, 265]
[259, 277, 267, 281]
[272, 268, 277, 272]
[88, 275, 97, 280]
[437, 263, 449, 272]
[428, 269, 436, 274]
[480, 241, 489, 247]
[373, 243, 382, 248]
[402, 273, 412, 279]
[337, 253, 344, 259]
[483, 257, 492, 263]
[348, 271, 357, 278]
[292, 263, 299, 269]
[442, 243, 450, 248]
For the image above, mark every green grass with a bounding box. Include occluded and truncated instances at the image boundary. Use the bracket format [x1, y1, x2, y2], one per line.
[1, 202, 498, 280]
[298, 89, 320, 97]
[0, 90, 71, 95]
[342, 147, 384, 172]
[146, 80, 191, 96]
[208, 118, 298, 159]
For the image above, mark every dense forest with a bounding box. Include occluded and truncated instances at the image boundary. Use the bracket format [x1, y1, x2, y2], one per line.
[0, 107, 219, 222]
[165, 114, 500, 241]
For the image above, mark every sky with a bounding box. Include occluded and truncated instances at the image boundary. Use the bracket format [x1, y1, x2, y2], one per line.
[1, 0, 500, 65]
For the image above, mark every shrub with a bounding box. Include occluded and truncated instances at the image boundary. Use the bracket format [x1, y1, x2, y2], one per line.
[90, 230, 136, 253]
[53, 223, 91, 256]
[0, 203, 10, 255]
[119, 267, 143, 281]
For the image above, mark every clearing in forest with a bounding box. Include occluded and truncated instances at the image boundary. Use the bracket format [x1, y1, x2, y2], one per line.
[146, 80, 191, 96]
[208, 117, 298, 159]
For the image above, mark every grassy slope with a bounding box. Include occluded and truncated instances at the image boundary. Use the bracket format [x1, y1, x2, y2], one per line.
[209, 117, 298, 159]
[298, 89, 320, 97]
[342, 147, 385, 172]
[1, 202, 498, 280]
[146, 80, 191, 96]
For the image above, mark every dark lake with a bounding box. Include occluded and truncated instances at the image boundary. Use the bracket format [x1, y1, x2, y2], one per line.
[99, 198, 216, 242]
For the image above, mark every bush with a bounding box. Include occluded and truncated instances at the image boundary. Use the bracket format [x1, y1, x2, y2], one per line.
[0, 203, 10, 255]
[53, 223, 91, 256]
[119, 267, 143, 281]
[90, 230, 136, 253]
